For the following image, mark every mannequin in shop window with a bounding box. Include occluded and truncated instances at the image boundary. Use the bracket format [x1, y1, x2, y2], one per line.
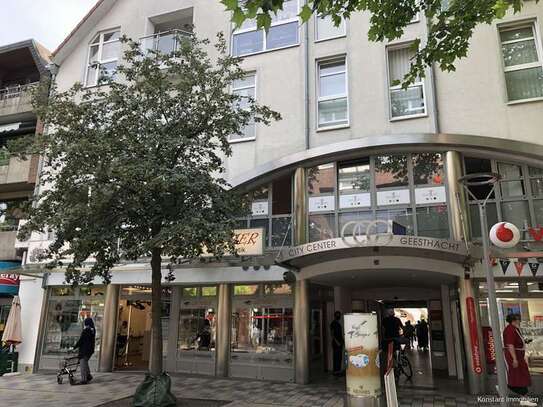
[503, 313, 537, 406]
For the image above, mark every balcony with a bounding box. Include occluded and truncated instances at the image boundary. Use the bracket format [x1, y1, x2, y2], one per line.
[0, 83, 38, 118]
[141, 30, 192, 55]
[0, 229, 18, 261]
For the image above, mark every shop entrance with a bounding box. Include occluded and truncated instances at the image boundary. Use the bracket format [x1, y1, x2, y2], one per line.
[115, 286, 153, 370]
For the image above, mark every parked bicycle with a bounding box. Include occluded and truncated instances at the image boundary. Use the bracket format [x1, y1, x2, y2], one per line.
[392, 337, 413, 381]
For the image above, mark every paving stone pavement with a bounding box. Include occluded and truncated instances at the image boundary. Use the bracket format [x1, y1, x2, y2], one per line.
[0, 371, 522, 407]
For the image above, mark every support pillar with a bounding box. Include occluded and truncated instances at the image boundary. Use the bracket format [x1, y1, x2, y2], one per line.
[99, 284, 120, 372]
[293, 167, 307, 246]
[294, 279, 310, 384]
[215, 283, 231, 377]
[441, 284, 457, 377]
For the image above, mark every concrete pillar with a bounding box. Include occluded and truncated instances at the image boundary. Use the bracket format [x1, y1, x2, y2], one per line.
[99, 284, 120, 372]
[458, 277, 487, 394]
[293, 167, 307, 246]
[441, 284, 457, 377]
[215, 283, 231, 377]
[294, 279, 310, 384]
[446, 150, 470, 242]
[166, 286, 181, 372]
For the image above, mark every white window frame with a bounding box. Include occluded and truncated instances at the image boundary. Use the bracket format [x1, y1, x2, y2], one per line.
[314, 14, 346, 42]
[231, 0, 300, 57]
[316, 56, 349, 130]
[409, 12, 420, 24]
[498, 21, 543, 104]
[230, 72, 257, 143]
[84, 28, 121, 87]
[386, 43, 427, 121]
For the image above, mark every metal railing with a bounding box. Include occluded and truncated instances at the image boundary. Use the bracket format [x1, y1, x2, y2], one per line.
[140, 29, 192, 55]
[0, 82, 39, 103]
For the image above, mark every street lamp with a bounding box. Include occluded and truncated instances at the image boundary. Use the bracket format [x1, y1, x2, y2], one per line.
[458, 172, 507, 406]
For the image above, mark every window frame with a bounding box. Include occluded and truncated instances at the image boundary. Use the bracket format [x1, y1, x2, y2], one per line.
[231, 0, 300, 57]
[84, 28, 121, 88]
[314, 14, 346, 42]
[498, 20, 543, 104]
[386, 42, 427, 121]
[316, 56, 350, 129]
[229, 71, 257, 143]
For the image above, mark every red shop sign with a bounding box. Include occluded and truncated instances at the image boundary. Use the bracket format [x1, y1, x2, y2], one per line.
[466, 297, 483, 374]
[483, 326, 496, 366]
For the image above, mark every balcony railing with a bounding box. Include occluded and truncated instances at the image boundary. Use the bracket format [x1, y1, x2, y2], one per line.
[0, 82, 38, 114]
[140, 30, 192, 55]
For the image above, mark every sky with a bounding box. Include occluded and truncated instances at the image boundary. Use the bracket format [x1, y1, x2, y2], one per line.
[0, 0, 99, 52]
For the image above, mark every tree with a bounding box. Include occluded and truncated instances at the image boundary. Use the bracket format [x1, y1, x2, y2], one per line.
[222, 0, 537, 87]
[15, 33, 280, 404]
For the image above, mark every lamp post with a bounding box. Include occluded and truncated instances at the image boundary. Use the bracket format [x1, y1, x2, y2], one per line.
[458, 172, 507, 406]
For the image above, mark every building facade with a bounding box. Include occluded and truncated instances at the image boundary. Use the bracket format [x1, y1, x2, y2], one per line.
[14, 0, 543, 395]
[0, 40, 50, 341]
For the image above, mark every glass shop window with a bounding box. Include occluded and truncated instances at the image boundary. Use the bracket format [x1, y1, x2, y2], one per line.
[416, 205, 450, 238]
[264, 283, 292, 295]
[308, 163, 335, 195]
[464, 157, 495, 200]
[374, 155, 409, 189]
[375, 208, 414, 234]
[234, 285, 259, 296]
[338, 211, 373, 236]
[412, 153, 444, 185]
[42, 287, 105, 356]
[501, 200, 531, 232]
[498, 162, 525, 197]
[177, 308, 216, 351]
[529, 166, 543, 196]
[469, 203, 499, 238]
[202, 286, 217, 297]
[338, 158, 371, 195]
[231, 307, 294, 358]
[272, 175, 292, 215]
[182, 287, 198, 297]
[309, 213, 336, 242]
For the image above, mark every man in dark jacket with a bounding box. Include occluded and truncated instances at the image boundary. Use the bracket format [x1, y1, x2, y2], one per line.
[74, 317, 96, 384]
[330, 311, 344, 376]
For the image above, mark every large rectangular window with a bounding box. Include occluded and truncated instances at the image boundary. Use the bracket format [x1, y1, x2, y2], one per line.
[231, 73, 256, 142]
[317, 58, 348, 128]
[315, 14, 345, 41]
[232, 0, 299, 56]
[387, 45, 425, 119]
[85, 29, 121, 87]
[499, 23, 543, 102]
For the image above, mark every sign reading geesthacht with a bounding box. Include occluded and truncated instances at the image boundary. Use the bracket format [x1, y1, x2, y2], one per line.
[277, 235, 466, 262]
[201, 228, 264, 257]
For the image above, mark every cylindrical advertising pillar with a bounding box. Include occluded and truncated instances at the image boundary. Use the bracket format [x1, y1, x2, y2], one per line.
[344, 313, 381, 407]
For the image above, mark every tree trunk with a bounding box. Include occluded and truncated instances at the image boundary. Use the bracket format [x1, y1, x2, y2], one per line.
[149, 247, 163, 376]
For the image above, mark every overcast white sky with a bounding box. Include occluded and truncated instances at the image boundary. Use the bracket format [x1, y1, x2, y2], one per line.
[0, 0, 99, 51]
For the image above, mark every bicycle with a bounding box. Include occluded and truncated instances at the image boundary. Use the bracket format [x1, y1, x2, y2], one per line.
[388, 337, 413, 381]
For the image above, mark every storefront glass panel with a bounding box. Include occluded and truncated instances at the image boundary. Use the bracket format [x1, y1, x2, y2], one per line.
[375, 155, 409, 188]
[416, 205, 449, 238]
[412, 153, 444, 185]
[309, 213, 336, 242]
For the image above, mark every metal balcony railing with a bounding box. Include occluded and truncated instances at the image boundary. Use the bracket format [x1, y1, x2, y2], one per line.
[140, 29, 192, 55]
[0, 82, 38, 104]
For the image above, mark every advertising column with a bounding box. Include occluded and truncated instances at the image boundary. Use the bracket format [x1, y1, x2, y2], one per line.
[344, 313, 381, 407]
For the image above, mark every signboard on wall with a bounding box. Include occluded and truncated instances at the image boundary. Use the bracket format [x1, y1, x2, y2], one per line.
[339, 193, 371, 209]
[414, 186, 447, 204]
[201, 228, 264, 257]
[251, 201, 268, 216]
[482, 326, 496, 367]
[344, 313, 381, 399]
[376, 189, 410, 206]
[0, 273, 20, 295]
[308, 195, 335, 212]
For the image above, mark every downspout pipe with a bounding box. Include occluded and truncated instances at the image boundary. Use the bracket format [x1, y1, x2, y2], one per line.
[304, 1, 310, 150]
[426, 17, 440, 134]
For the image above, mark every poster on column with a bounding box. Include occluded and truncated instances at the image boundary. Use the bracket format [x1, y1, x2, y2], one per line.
[344, 313, 381, 399]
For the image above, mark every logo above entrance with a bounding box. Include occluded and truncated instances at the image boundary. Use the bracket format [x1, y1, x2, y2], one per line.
[340, 220, 406, 247]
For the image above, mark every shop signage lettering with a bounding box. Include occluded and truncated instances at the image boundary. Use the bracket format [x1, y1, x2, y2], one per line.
[0, 274, 20, 295]
[482, 327, 496, 366]
[397, 236, 461, 252]
[201, 228, 264, 257]
[466, 297, 483, 375]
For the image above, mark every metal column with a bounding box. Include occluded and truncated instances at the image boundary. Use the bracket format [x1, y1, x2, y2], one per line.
[215, 283, 231, 377]
[294, 279, 310, 384]
[99, 284, 120, 372]
[293, 167, 308, 246]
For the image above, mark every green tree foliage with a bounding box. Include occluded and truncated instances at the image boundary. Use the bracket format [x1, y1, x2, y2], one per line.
[222, 0, 536, 87]
[15, 33, 280, 378]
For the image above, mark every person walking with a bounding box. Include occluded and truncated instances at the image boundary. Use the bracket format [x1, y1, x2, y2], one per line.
[74, 317, 96, 385]
[403, 320, 415, 350]
[330, 311, 344, 376]
[416, 319, 429, 351]
[503, 313, 537, 406]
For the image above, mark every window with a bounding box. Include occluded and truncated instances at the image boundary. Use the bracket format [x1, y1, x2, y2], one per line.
[412, 153, 444, 186]
[0, 199, 24, 231]
[85, 29, 121, 87]
[315, 14, 345, 41]
[234, 285, 259, 296]
[499, 23, 543, 102]
[178, 308, 216, 351]
[317, 58, 348, 128]
[387, 45, 425, 119]
[231, 73, 256, 141]
[416, 206, 449, 238]
[232, 0, 299, 56]
[375, 155, 409, 189]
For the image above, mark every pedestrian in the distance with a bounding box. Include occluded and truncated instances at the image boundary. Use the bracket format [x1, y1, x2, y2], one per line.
[416, 319, 429, 351]
[503, 313, 537, 406]
[330, 311, 344, 376]
[74, 317, 96, 385]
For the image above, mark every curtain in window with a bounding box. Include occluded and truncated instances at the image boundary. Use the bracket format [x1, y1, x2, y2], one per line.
[388, 47, 414, 83]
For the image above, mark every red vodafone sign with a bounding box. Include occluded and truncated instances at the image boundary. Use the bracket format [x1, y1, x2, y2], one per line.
[466, 297, 483, 374]
[489, 222, 520, 249]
